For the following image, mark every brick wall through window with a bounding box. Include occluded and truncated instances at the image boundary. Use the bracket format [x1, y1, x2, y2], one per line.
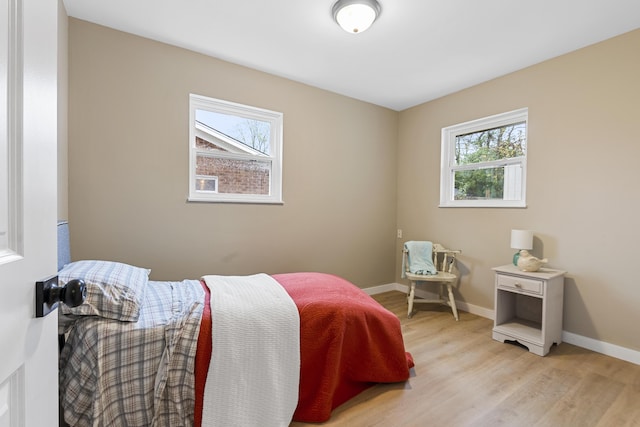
[196, 137, 270, 195]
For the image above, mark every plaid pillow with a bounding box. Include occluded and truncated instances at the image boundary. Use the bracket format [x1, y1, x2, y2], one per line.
[58, 260, 150, 321]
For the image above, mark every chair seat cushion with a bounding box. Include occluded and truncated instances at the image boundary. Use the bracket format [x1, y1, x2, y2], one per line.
[405, 271, 456, 282]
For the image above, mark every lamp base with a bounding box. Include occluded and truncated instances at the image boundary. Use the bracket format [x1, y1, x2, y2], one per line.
[513, 251, 520, 266]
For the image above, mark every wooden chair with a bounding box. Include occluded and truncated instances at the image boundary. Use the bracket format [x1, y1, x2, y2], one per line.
[402, 243, 462, 320]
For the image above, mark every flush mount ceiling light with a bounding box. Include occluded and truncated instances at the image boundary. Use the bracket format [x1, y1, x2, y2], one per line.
[332, 0, 381, 34]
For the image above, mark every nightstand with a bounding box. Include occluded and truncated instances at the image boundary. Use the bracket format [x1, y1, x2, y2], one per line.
[492, 264, 566, 356]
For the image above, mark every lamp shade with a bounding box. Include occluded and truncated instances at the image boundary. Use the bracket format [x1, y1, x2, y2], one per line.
[332, 0, 381, 34]
[511, 229, 533, 250]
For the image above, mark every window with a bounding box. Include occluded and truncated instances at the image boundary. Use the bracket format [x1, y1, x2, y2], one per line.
[440, 108, 528, 208]
[188, 94, 283, 204]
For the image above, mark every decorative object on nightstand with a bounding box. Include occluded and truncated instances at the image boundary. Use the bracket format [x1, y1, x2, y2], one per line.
[510, 229, 548, 272]
[516, 250, 548, 272]
[492, 264, 566, 356]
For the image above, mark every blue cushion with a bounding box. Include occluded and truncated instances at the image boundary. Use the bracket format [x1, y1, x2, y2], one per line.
[57, 221, 71, 271]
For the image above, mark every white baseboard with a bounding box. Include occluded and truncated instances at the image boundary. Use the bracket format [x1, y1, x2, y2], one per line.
[365, 282, 640, 366]
[364, 282, 494, 319]
[561, 331, 640, 365]
[362, 283, 402, 295]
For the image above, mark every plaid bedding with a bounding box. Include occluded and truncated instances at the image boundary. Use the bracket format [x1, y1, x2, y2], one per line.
[59, 280, 205, 427]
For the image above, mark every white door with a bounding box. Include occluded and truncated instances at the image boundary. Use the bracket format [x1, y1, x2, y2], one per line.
[0, 0, 60, 426]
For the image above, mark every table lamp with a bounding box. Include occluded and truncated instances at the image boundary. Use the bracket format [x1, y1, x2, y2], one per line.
[511, 229, 533, 265]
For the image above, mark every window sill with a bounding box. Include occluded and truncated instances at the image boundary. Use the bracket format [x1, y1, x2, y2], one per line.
[439, 201, 527, 208]
[187, 196, 284, 205]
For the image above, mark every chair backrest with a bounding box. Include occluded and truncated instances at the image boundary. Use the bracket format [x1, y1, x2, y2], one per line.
[431, 243, 461, 274]
[403, 242, 461, 275]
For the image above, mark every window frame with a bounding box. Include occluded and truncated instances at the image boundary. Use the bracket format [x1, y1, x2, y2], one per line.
[188, 94, 283, 204]
[439, 108, 528, 208]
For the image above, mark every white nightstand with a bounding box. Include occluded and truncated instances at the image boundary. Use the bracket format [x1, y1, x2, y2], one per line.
[492, 264, 566, 356]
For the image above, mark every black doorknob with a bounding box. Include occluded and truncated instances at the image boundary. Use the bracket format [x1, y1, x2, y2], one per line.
[47, 279, 86, 308]
[60, 279, 86, 307]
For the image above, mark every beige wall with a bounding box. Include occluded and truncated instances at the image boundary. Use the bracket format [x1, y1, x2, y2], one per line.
[397, 29, 640, 352]
[68, 18, 640, 353]
[67, 19, 399, 287]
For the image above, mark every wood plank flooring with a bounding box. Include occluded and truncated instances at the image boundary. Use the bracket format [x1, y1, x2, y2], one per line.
[290, 291, 640, 427]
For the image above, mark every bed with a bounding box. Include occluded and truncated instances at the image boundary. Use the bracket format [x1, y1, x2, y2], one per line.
[57, 222, 414, 426]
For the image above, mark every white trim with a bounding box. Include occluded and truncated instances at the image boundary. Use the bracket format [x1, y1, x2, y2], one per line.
[364, 283, 640, 366]
[0, 0, 23, 265]
[365, 282, 494, 319]
[361, 282, 401, 295]
[562, 331, 640, 366]
[453, 298, 495, 319]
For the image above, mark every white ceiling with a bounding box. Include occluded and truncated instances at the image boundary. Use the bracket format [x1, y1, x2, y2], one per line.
[63, 0, 640, 111]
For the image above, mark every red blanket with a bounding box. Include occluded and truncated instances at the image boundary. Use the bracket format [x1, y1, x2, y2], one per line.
[194, 272, 413, 424]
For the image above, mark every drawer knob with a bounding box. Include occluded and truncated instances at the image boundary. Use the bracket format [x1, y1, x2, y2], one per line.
[514, 282, 522, 288]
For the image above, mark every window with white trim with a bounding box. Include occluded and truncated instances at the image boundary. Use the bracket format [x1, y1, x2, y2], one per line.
[188, 94, 283, 204]
[440, 108, 528, 208]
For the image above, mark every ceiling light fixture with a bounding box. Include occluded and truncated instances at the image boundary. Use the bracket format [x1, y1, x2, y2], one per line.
[332, 0, 381, 34]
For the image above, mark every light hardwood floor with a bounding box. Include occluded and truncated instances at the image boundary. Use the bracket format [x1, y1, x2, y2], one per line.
[290, 291, 640, 427]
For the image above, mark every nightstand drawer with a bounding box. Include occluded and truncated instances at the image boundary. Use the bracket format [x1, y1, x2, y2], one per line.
[497, 274, 543, 295]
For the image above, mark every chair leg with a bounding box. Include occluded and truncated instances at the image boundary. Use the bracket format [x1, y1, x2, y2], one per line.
[407, 282, 416, 318]
[446, 283, 459, 321]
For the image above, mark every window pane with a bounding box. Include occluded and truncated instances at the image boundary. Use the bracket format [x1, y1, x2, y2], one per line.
[194, 176, 217, 192]
[454, 164, 523, 201]
[195, 109, 270, 155]
[455, 122, 526, 166]
[196, 155, 270, 195]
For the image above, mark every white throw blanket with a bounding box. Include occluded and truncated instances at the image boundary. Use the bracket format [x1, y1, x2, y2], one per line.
[200, 274, 300, 427]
